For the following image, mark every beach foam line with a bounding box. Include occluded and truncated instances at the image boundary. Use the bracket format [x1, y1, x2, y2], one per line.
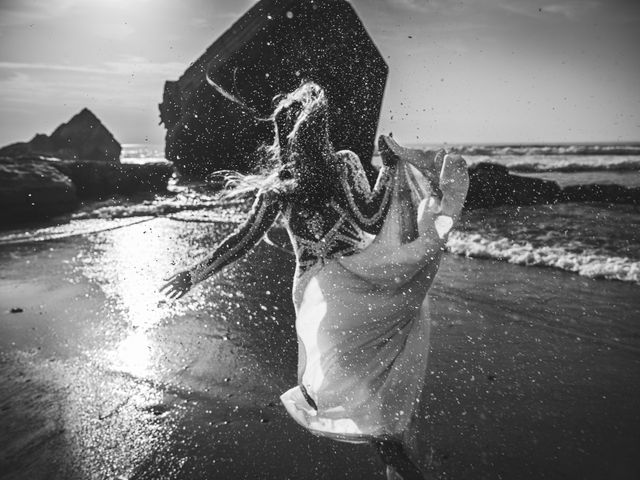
[165, 210, 250, 224]
[454, 144, 640, 156]
[446, 231, 640, 284]
[71, 196, 249, 221]
[0, 217, 156, 246]
[506, 158, 640, 173]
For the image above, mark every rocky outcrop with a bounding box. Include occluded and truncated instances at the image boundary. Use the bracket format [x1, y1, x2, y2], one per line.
[560, 184, 640, 205]
[0, 109, 121, 162]
[465, 162, 561, 210]
[462, 162, 640, 209]
[52, 160, 174, 199]
[0, 156, 77, 223]
[0, 154, 173, 223]
[160, 0, 387, 180]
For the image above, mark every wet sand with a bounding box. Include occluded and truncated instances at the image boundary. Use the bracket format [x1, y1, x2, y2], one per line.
[1, 217, 639, 479]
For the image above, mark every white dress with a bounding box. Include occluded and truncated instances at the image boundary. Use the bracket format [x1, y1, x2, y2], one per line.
[189, 148, 469, 461]
[280, 154, 467, 451]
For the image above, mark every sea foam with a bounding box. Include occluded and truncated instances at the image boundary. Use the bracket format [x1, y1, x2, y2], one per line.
[505, 157, 640, 173]
[447, 231, 640, 284]
[462, 155, 640, 173]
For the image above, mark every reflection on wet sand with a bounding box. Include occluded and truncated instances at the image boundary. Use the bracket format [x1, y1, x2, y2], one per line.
[80, 219, 198, 379]
[93, 220, 176, 377]
[111, 329, 153, 378]
[1, 214, 639, 479]
[89, 219, 180, 327]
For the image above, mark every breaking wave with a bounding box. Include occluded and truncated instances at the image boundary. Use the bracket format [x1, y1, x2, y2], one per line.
[460, 155, 640, 174]
[446, 231, 640, 283]
[505, 157, 640, 173]
[454, 143, 640, 157]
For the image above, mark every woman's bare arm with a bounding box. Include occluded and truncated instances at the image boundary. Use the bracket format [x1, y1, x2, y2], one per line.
[436, 153, 469, 227]
[161, 190, 280, 298]
[335, 149, 396, 234]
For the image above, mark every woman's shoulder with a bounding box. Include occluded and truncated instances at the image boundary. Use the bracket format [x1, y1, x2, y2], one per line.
[335, 150, 367, 179]
[333, 149, 374, 199]
[335, 149, 362, 169]
[256, 187, 285, 207]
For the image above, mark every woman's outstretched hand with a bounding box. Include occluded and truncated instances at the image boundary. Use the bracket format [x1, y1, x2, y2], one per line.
[377, 135, 399, 167]
[160, 271, 193, 299]
[378, 135, 442, 194]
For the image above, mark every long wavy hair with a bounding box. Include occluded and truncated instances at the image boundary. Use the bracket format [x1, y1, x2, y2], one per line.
[220, 81, 339, 204]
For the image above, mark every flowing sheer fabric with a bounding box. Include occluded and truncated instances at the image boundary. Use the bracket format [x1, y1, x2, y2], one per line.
[280, 158, 448, 450]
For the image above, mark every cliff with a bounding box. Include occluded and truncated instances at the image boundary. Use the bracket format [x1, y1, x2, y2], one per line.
[159, 0, 387, 180]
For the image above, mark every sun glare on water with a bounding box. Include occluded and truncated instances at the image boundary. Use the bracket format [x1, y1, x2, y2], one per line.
[83, 219, 189, 378]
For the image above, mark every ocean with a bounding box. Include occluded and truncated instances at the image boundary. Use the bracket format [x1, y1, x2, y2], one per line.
[2, 142, 639, 284]
[2, 143, 639, 479]
[452, 144, 640, 284]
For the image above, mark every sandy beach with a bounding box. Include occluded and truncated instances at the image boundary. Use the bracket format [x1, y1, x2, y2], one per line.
[1, 217, 639, 479]
[1, 0, 639, 477]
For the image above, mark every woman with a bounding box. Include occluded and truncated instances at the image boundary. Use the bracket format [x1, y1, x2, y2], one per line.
[162, 82, 469, 480]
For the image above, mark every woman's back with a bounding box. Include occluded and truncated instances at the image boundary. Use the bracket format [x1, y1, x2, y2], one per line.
[281, 149, 395, 276]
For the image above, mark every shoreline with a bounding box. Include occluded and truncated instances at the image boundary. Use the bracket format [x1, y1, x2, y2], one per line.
[1, 218, 639, 479]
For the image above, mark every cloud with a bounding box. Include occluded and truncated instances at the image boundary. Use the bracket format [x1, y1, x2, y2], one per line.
[389, 0, 431, 10]
[103, 56, 185, 77]
[0, 0, 157, 27]
[0, 62, 110, 75]
[0, 56, 184, 113]
[0, 0, 80, 26]
[494, 0, 602, 20]
[383, 0, 455, 13]
[540, 1, 602, 19]
[0, 58, 184, 78]
[0, 71, 77, 106]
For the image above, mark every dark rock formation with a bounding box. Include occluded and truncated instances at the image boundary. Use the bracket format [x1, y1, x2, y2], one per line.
[1, 153, 173, 224]
[464, 162, 562, 210]
[51, 160, 174, 199]
[464, 162, 640, 209]
[560, 184, 640, 205]
[160, 0, 387, 180]
[0, 156, 77, 223]
[0, 109, 121, 162]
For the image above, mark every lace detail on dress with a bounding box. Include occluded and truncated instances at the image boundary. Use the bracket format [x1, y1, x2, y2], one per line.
[337, 150, 395, 229]
[187, 152, 394, 284]
[341, 151, 378, 202]
[284, 201, 375, 273]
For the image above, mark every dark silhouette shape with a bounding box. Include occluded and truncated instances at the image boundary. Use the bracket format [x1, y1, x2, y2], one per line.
[159, 0, 388, 180]
[0, 156, 77, 222]
[464, 162, 562, 210]
[0, 108, 121, 163]
[463, 162, 640, 209]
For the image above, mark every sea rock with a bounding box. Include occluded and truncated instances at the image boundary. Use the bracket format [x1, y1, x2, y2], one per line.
[465, 162, 561, 210]
[0, 108, 121, 162]
[51, 160, 174, 199]
[160, 0, 387, 180]
[560, 184, 640, 205]
[0, 156, 77, 223]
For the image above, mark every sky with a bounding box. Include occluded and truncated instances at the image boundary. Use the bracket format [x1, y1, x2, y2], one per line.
[0, 0, 639, 147]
